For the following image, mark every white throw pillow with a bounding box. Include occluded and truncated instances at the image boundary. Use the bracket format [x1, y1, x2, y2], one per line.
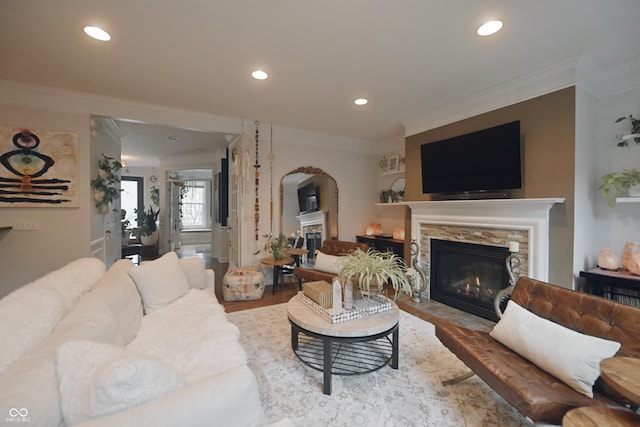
[56, 340, 184, 425]
[490, 300, 621, 397]
[314, 251, 340, 274]
[180, 257, 206, 289]
[128, 252, 190, 313]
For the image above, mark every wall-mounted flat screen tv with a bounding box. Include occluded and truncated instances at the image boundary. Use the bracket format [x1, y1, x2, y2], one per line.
[420, 120, 522, 195]
[297, 182, 319, 213]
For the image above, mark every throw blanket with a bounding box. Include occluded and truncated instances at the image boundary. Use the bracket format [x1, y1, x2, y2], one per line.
[127, 289, 247, 383]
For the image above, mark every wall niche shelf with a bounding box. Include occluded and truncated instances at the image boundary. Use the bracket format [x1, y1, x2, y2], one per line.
[616, 197, 640, 204]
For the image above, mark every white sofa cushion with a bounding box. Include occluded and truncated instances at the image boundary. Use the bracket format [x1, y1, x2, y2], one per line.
[57, 340, 184, 426]
[490, 300, 621, 397]
[0, 293, 123, 427]
[314, 251, 340, 274]
[180, 257, 206, 289]
[91, 259, 143, 344]
[127, 289, 245, 383]
[128, 252, 190, 313]
[0, 258, 106, 376]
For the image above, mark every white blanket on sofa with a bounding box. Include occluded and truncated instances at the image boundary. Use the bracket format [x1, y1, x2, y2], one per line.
[126, 289, 248, 383]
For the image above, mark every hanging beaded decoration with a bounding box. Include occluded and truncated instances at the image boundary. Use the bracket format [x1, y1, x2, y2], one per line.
[254, 121, 261, 241]
[268, 124, 275, 234]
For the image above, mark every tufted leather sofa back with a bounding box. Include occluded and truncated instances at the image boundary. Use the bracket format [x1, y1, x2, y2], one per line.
[510, 276, 640, 358]
[320, 240, 369, 257]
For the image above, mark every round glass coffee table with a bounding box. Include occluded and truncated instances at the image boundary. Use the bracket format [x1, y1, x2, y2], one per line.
[286, 295, 399, 395]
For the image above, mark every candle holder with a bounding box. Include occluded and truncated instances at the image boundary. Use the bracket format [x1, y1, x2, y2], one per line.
[409, 240, 428, 303]
[494, 250, 524, 318]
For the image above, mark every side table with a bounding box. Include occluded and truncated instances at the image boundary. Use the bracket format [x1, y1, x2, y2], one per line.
[260, 256, 294, 295]
[563, 357, 640, 427]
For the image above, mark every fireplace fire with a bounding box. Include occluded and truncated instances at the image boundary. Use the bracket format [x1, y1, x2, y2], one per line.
[430, 239, 510, 321]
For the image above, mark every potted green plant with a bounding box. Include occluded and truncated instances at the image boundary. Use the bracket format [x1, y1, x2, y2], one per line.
[120, 209, 132, 241]
[257, 233, 291, 260]
[614, 115, 640, 147]
[133, 205, 159, 245]
[600, 115, 640, 207]
[90, 154, 122, 214]
[338, 248, 413, 300]
[599, 169, 640, 207]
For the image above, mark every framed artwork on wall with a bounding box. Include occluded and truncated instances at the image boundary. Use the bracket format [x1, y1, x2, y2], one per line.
[387, 154, 399, 173]
[0, 125, 79, 207]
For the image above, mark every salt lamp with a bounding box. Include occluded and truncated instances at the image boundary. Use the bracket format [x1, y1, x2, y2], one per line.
[622, 241, 640, 270]
[365, 223, 376, 236]
[373, 223, 384, 235]
[598, 248, 619, 270]
[392, 227, 405, 240]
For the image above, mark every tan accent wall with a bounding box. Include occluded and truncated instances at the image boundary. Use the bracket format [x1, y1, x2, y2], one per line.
[405, 87, 576, 285]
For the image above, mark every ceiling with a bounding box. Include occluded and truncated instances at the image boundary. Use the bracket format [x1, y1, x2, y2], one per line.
[2, 1, 639, 166]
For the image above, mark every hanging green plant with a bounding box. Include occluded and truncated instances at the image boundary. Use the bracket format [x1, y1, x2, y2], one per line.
[615, 115, 640, 147]
[90, 154, 122, 214]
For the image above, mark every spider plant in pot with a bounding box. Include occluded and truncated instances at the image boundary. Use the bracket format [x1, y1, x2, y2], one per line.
[338, 248, 413, 302]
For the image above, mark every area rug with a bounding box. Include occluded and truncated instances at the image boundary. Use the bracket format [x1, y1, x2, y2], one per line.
[227, 303, 529, 427]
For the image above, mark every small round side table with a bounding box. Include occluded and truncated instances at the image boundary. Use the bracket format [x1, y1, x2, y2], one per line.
[260, 256, 294, 295]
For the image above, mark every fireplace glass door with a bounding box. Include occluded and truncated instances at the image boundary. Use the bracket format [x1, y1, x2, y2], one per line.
[430, 239, 509, 321]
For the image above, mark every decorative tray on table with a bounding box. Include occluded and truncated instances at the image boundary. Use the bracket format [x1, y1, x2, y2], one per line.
[297, 291, 393, 324]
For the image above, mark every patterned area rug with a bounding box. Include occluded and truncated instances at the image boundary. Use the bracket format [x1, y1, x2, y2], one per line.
[227, 303, 528, 427]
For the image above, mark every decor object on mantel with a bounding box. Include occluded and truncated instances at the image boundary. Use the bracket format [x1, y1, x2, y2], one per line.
[338, 248, 412, 300]
[600, 115, 640, 207]
[90, 154, 122, 214]
[365, 223, 383, 236]
[622, 241, 640, 275]
[392, 227, 405, 240]
[598, 247, 620, 270]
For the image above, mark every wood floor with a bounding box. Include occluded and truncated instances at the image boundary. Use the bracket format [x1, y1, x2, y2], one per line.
[176, 245, 494, 332]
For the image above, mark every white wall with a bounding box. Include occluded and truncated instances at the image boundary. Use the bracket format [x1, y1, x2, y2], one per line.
[595, 86, 640, 255]
[0, 105, 92, 296]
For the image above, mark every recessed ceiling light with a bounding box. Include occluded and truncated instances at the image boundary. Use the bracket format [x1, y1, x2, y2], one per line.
[83, 26, 111, 41]
[476, 20, 503, 36]
[251, 70, 268, 80]
[168, 136, 179, 141]
[354, 98, 368, 106]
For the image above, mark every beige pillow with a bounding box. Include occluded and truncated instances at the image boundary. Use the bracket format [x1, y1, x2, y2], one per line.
[314, 251, 340, 274]
[128, 252, 190, 313]
[490, 300, 621, 397]
[180, 257, 206, 289]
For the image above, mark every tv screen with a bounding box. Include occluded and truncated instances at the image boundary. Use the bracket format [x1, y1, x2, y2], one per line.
[297, 182, 319, 213]
[420, 120, 522, 195]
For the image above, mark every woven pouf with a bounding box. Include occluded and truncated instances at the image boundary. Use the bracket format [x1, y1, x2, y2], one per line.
[223, 266, 265, 301]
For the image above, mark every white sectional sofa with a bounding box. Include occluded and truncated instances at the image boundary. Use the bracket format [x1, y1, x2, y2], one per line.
[0, 252, 283, 427]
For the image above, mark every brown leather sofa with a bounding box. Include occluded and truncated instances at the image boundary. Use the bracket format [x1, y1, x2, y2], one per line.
[293, 240, 368, 285]
[436, 276, 640, 425]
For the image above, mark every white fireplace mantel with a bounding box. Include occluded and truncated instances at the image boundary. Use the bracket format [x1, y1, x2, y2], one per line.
[403, 198, 564, 281]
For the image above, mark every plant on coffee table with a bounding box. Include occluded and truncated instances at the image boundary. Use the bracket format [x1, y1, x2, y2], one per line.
[338, 248, 412, 300]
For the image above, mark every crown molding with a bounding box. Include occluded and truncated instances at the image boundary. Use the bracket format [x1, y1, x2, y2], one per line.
[402, 57, 582, 137]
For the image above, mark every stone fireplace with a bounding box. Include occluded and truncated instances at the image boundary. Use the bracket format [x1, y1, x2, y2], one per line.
[430, 239, 510, 321]
[405, 198, 563, 318]
[298, 210, 327, 262]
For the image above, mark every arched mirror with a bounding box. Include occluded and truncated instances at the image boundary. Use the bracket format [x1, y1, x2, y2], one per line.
[280, 166, 338, 261]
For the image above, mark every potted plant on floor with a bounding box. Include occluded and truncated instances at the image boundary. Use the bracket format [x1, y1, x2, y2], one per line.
[338, 248, 413, 301]
[133, 205, 159, 246]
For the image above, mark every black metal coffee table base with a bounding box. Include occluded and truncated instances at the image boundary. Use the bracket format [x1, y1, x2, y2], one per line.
[289, 320, 399, 395]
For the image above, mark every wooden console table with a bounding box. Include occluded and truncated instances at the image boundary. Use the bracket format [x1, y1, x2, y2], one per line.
[579, 268, 640, 306]
[356, 235, 405, 260]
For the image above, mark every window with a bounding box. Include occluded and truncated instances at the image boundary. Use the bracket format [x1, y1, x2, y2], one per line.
[121, 177, 143, 229]
[181, 180, 211, 230]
